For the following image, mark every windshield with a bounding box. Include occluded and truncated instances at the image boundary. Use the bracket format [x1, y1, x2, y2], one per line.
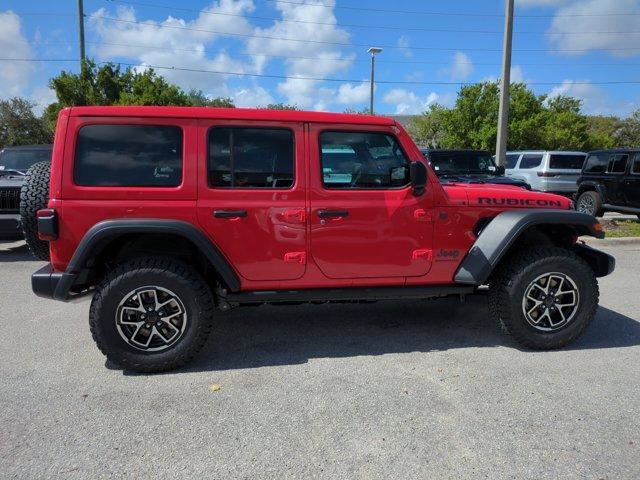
[0, 149, 51, 172]
[429, 152, 498, 175]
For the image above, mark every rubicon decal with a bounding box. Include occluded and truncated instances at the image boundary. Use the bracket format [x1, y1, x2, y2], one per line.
[478, 197, 563, 207]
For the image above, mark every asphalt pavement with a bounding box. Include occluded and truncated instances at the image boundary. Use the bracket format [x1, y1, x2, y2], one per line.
[0, 241, 639, 479]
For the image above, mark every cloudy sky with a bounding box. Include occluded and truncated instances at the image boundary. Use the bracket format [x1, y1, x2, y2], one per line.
[1, 0, 639, 116]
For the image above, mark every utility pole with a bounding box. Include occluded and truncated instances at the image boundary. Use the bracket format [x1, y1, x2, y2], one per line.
[78, 0, 86, 68]
[367, 47, 382, 115]
[495, 0, 514, 166]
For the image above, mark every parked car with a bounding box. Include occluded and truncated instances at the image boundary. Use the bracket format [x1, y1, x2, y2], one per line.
[505, 151, 587, 195]
[576, 149, 640, 218]
[27, 106, 613, 372]
[0, 144, 52, 241]
[421, 149, 531, 189]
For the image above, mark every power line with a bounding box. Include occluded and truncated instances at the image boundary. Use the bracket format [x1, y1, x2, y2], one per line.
[87, 14, 640, 53]
[15, 41, 640, 68]
[98, 0, 640, 35]
[4, 57, 638, 87]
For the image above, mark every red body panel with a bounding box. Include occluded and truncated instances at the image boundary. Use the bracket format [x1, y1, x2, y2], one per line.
[46, 106, 574, 289]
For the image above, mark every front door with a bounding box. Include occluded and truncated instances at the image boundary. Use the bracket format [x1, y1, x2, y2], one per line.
[308, 125, 434, 280]
[197, 120, 307, 282]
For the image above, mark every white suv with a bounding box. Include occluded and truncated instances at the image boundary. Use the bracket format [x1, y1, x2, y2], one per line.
[505, 151, 586, 194]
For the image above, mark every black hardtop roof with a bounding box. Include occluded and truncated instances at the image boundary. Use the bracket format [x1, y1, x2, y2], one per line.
[421, 149, 492, 155]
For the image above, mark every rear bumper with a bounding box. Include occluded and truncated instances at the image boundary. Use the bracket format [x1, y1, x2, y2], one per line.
[31, 264, 78, 301]
[0, 214, 22, 240]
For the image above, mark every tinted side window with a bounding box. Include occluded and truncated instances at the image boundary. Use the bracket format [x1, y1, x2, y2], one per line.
[320, 131, 410, 189]
[607, 154, 628, 174]
[74, 125, 182, 186]
[632, 154, 640, 174]
[549, 154, 586, 170]
[583, 154, 608, 173]
[208, 128, 294, 188]
[505, 154, 520, 169]
[519, 154, 543, 169]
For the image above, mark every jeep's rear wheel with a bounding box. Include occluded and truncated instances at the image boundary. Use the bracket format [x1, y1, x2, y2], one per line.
[489, 246, 598, 350]
[576, 190, 603, 217]
[19, 161, 51, 260]
[89, 257, 215, 372]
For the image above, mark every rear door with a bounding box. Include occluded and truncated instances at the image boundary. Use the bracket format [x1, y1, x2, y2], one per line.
[546, 153, 586, 193]
[603, 154, 629, 205]
[515, 153, 544, 190]
[196, 120, 307, 282]
[623, 153, 640, 208]
[308, 124, 434, 280]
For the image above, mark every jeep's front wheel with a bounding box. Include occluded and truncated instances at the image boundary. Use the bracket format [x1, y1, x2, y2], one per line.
[576, 190, 603, 217]
[89, 257, 215, 372]
[489, 247, 598, 350]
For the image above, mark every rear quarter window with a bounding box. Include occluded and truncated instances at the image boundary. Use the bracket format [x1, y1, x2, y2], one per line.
[549, 154, 586, 170]
[505, 154, 520, 169]
[518, 154, 543, 169]
[74, 124, 183, 187]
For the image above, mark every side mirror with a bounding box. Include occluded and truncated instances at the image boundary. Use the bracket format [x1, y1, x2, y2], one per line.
[410, 161, 427, 196]
[496, 165, 506, 176]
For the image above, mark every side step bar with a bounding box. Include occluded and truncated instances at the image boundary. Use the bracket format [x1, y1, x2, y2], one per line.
[225, 285, 475, 305]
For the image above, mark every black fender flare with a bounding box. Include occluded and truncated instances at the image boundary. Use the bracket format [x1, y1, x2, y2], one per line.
[67, 219, 241, 292]
[454, 209, 609, 285]
[577, 181, 606, 200]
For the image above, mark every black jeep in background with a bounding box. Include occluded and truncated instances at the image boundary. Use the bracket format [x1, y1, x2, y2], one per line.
[420, 149, 531, 190]
[0, 145, 52, 240]
[576, 149, 640, 218]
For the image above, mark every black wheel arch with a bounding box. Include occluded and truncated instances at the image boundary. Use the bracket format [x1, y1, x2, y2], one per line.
[577, 181, 606, 201]
[66, 219, 240, 295]
[455, 209, 613, 285]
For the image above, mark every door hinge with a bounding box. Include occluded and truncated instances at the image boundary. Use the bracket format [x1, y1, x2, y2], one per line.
[412, 249, 433, 261]
[284, 251, 307, 264]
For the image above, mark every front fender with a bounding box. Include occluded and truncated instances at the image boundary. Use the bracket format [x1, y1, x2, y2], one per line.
[454, 209, 606, 285]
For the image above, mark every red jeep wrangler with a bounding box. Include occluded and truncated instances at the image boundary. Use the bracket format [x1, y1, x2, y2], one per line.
[26, 107, 614, 372]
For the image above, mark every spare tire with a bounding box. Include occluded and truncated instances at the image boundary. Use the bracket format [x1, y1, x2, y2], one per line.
[20, 161, 51, 261]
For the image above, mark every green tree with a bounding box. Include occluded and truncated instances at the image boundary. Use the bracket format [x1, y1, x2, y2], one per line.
[585, 115, 619, 150]
[43, 59, 191, 130]
[407, 104, 450, 148]
[185, 89, 235, 108]
[616, 109, 640, 147]
[264, 103, 298, 110]
[0, 97, 52, 148]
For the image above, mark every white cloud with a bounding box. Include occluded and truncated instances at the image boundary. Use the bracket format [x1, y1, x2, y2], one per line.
[383, 89, 439, 115]
[548, 79, 637, 116]
[440, 51, 473, 81]
[245, 0, 353, 109]
[89, 1, 258, 96]
[232, 85, 274, 107]
[547, 0, 640, 57]
[336, 82, 370, 105]
[0, 11, 34, 98]
[510, 65, 526, 83]
[396, 36, 412, 58]
[29, 86, 57, 115]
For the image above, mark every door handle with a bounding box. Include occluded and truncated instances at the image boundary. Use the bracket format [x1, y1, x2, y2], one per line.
[213, 209, 248, 219]
[317, 209, 349, 219]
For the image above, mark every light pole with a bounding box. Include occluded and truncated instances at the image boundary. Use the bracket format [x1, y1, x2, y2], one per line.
[367, 47, 382, 115]
[495, 0, 515, 166]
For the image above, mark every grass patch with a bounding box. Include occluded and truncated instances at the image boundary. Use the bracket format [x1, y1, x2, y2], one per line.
[602, 218, 640, 238]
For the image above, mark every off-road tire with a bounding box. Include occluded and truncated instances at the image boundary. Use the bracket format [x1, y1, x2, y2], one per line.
[489, 246, 598, 350]
[89, 257, 215, 373]
[576, 190, 603, 218]
[19, 161, 51, 260]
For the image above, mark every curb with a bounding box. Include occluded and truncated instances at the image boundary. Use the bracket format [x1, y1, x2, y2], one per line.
[580, 236, 640, 247]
